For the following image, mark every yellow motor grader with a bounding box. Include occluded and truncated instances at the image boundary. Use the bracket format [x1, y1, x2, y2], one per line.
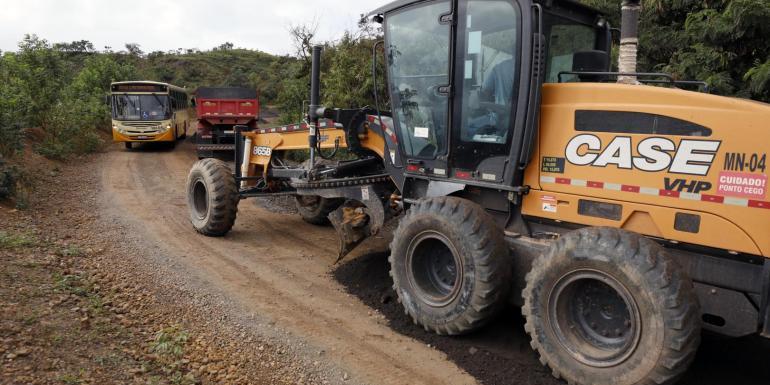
[186, 0, 770, 383]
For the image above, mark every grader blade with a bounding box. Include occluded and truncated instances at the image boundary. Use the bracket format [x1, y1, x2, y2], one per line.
[328, 195, 387, 263]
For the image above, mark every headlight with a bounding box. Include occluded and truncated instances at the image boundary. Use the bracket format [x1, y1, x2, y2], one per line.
[166, 124, 172, 130]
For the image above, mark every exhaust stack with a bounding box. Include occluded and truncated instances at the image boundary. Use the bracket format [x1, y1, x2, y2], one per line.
[617, 0, 641, 84]
[308, 45, 323, 168]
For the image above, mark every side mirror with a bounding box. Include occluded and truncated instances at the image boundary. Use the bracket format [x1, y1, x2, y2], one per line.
[610, 28, 621, 44]
[572, 50, 611, 82]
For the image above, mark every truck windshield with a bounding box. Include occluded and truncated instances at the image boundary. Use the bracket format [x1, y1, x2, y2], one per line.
[112, 94, 170, 121]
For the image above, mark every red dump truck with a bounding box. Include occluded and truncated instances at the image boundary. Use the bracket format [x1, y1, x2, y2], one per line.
[194, 87, 259, 159]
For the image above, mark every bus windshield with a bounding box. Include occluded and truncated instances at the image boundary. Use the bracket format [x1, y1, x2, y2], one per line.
[112, 94, 170, 121]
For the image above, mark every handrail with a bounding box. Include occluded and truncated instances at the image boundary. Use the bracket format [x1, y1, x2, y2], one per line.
[557, 71, 709, 92]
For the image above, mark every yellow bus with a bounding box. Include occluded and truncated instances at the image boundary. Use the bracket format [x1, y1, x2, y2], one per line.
[110, 81, 193, 149]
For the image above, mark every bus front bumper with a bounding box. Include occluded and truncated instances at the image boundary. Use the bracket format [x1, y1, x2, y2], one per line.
[113, 128, 175, 143]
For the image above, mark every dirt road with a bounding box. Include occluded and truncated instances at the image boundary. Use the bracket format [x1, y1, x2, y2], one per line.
[98, 139, 769, 385]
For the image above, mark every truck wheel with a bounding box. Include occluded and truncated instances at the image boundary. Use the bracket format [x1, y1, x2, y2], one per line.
[124, 142, 133, 150]
[295, 195, 343, 225]
[389, 197, 511, 335]
[522, 227, 700, 385]
[186, 158, 239, 236]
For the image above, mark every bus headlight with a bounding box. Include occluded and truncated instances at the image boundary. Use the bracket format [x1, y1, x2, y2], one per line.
[166, 124, 172, 130]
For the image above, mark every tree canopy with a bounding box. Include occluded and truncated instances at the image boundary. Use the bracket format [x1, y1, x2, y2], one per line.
[584, 0, 770, 101]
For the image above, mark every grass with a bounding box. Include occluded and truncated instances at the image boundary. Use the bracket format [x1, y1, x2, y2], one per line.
[0, 230, 37, 249]
[151, 326, 189, 359]
[149, 326, 197, 385]
[58, 371, 85, 385]
[58, 244, 84, 257]
[53, 272, 92, 297]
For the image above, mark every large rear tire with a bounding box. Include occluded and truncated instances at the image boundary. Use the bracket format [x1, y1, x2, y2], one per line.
[389, 197, 511, 335]
[186, 158, 238, 236]
[522, 227, 700, 385]
[295, 195, 344, 226]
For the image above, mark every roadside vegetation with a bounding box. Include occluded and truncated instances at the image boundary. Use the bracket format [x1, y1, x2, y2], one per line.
[0, 217, 199, 385]
[584, 0, 770, 100]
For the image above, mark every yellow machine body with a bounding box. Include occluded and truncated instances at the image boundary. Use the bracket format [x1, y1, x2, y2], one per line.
[522, 83, 770, 257]
[240, 122, 385, 180]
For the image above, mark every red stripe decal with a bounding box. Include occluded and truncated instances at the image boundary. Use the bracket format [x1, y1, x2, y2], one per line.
[659, 189, 680, 198]
[701, 194, 724, 203]
[555, 177, 571, 185]
[587, 181, 604, 188]
[455, 171, 472, 179]
[621, 185, 640, 193]
[748, 200, 770, 209]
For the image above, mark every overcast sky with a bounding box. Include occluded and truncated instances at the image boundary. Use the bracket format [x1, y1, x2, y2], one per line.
[0, 0, 385, 55]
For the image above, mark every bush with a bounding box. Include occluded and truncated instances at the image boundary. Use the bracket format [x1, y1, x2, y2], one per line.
[0, 158, 29, 208]
[0, 157, 16, 199]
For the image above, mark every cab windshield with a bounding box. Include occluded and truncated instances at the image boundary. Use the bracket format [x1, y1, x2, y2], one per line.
[112, 94, 170, 121]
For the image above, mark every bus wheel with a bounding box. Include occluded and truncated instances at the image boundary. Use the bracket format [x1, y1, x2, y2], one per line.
[124, 142, 133, 150]
[389, 197, 511, 335]
[180, 122, 187, 139]
[186, 158, 239, 236]
[522, 227, 700, 385]
[295, 195, 343, 225]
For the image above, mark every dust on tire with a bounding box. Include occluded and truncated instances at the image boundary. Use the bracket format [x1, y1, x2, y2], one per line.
[389, 196, 511, 335]
[522, 227, 701, 385]
[186, 158, 239, 236]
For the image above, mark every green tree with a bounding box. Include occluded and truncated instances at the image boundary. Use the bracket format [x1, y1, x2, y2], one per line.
[583, 0, 770, 101]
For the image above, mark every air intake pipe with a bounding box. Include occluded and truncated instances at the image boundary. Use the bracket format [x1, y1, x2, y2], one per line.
[617, 0, 641, 84]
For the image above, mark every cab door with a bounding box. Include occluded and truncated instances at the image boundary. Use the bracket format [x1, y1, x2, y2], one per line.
[451, 0, 523, 184]
[385, 0, 455, 178]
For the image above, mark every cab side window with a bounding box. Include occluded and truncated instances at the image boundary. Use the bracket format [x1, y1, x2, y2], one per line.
[545, 22, 598, 83]
[457, 0, 520, 146]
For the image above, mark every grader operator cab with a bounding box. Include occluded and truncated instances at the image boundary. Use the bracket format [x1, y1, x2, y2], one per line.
[186, 0, 770, 384]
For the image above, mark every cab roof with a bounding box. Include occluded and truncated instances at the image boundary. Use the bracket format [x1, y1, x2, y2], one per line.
[366, 0, 603, 18]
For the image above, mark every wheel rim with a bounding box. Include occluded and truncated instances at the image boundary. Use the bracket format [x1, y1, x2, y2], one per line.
[192, 178, 209, 220]
[548, 269, 641, 368]
[406, 230, 462, 307]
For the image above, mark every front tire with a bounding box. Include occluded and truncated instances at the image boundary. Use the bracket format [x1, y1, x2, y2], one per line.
[186, 158, 239, 236]
[124, 142, 133, 150]
[389, 197, 511, 335]
[295, 195, 344, 225]
[522, 227, 700, 385]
